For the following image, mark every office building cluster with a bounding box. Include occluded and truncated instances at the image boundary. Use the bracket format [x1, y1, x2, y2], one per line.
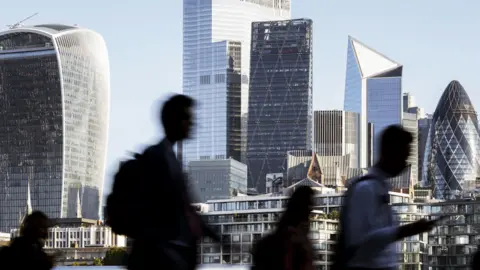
[181, 0, 480, 203]
[179, 0, 480, 269]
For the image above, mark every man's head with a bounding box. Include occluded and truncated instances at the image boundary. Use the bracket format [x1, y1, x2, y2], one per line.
[161, 94, 195, 142]
[378, 125, 413, 176]
[21, 211, 49, 246]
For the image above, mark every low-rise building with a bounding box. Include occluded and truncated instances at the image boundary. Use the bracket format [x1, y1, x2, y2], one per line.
[11, 218, 126, 249]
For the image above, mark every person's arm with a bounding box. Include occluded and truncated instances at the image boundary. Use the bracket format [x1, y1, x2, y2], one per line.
[345, 181, 398, 258]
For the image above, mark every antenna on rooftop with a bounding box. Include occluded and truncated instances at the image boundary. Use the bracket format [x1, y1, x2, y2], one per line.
[7, 13, 39, 29]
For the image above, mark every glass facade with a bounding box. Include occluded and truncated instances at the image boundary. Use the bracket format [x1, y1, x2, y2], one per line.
[424, 80, 480, 200]
[343, 37, 402, 166]
[0, 26, 110, 232]
[182, 0, 290, 166]
[0, 33, 63, 232]
[247, 19, 313, 192]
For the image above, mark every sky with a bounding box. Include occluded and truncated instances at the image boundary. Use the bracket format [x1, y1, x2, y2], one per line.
[1, 0, 479, 194]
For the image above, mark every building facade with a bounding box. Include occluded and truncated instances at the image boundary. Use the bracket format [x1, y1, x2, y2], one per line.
[286, 150, 365, 187]
[313, 110, 360, 168]
[418, 115, 432, 184]
[424, 80, 480, 200]
[403, 112, 419, 186]
[182, 0, 290, 166]
[188, 159, 248, 202]
[343, 36, 403, 167]
[197, 183, 419, 270]
[11, 218, 125, 249]
[0, 25, 110, 232]
[403, 92, 416, 113]
[247, 19, 313, 192]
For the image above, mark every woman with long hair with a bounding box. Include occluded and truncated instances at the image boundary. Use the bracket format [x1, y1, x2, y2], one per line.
[252, 186, 315, 270]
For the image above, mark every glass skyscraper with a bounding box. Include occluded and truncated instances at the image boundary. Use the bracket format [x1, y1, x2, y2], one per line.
[182, 0, 290, 166]
[247, 19, 313, 192]
[343, 36, 403, 167]
[0, 25, 110, 232]
[424, 80, 480, 200]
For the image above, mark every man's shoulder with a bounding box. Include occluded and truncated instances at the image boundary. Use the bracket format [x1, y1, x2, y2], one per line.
[350, 175, 381, 195]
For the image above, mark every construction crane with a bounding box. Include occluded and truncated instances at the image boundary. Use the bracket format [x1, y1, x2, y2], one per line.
[7, 13, 39, 29]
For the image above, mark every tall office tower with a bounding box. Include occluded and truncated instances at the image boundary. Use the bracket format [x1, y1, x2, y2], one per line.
[0, 25, 110, 232]
[402, 112, 419, 186]
[344, 36, 403, 167]
[182, 0, 290, 166]
[247, 19, 313, 192]
[424, 80, 480, 200]
[418, 114, 432, 184]
[403, 92, 416, 112]
[313, 110, 360, 168]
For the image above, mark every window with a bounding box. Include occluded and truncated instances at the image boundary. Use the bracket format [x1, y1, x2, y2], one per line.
[200, 75, 211, 85]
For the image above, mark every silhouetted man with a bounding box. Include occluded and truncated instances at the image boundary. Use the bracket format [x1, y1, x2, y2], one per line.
[128, 94, 220, 270]
[340, 125, 436, 270]
[2, 211, 54, 270]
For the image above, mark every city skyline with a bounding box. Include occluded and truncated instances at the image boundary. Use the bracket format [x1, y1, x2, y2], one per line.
[1, 1, 479, 193]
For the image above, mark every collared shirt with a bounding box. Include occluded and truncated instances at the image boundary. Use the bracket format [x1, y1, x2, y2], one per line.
[345, 166, 399, 269]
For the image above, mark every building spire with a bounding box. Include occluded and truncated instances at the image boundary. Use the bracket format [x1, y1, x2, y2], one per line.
[76, 189, 82, 218]
[26, 179, 32, 215]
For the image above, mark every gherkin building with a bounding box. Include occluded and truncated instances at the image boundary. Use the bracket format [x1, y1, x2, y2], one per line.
[424, 80, 480, 200]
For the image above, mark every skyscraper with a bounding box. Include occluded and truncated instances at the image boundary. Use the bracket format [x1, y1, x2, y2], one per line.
[344, 36, 403, 167]
[418, 114, 432, 184]
[247, 19, 313, 192]
[403, 92, 415, 112]
[182, 0, 290, 166]
[424, 80, 480, 200]
[402, 112, 419, 186]
[313, 110, 360, 168]
[0, 25, 110, 232]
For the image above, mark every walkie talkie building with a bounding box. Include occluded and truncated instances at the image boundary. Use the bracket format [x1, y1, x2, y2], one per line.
[0, 24, 110, 232]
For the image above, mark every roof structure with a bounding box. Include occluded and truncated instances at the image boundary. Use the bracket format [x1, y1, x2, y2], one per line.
[349, 36, 401, 78]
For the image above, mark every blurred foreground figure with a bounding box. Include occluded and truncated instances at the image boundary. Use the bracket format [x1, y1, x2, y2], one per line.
[107, 94, 220, 270]
[252, 186, 314, 270]
[0, 211, 54, 270]
[333, 125, 437, 270]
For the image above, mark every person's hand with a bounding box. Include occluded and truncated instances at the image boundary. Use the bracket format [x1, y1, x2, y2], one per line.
[397, 219, 435, 240]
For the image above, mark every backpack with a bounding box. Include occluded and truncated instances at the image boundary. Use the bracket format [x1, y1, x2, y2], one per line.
[331, 174, 376, 270]
[106, 153, 146, 237]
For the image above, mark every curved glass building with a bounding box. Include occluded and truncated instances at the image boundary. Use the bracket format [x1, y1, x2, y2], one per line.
[0, 24, 110, 231]
[424, 80, 480, 200]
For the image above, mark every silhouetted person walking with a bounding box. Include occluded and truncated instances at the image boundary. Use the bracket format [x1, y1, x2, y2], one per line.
[252, 186, 314, 270]
[112, 94, 220, 270]
[1, 211, 54, 270]
[333, 125, 438, 270]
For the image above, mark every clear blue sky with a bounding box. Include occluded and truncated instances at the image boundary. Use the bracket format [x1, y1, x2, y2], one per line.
[2, 0, 479, 193]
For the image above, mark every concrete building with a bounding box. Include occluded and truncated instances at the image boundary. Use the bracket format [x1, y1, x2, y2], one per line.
[188, 159, 247, 202]
[313, 110, 360, 168]
[11, 218, 125, 249]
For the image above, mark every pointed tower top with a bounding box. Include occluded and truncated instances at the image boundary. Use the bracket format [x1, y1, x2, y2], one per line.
[348, 36, 401, 78]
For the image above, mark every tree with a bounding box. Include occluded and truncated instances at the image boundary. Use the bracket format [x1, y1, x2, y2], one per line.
[103, 247, 128, 266]
[93, 257, 103, 266]
[327, 210, 340, 220]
